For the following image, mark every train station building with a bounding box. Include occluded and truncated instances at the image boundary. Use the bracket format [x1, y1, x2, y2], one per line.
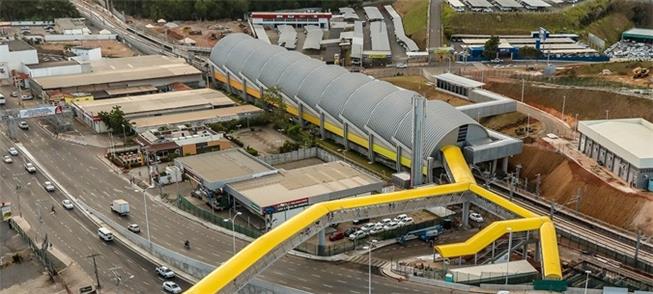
[578, 118, 653, 190]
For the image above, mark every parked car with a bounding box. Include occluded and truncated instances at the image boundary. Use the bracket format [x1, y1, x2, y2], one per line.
[396, 63, 407, 69]
[393, 214, 409, 222]
[20, 94, 33, 100]
[469, 212, 484, 223]
[348, 230, 368, 241]
[10, 91, 18, 97]
[43, 181, 55, 192]
[328, 231, 345, 241]
[162, 281, 182, 293]
[352, 218, 369, 225]
[127, 224, 141, 233]
[8, 147, 18, 156]
[383, 221, 400, 231]
[399, 217, 414, 226]
[156, 266, 176, 279]
[369, 225, 384, 234]
[359, 223, 376, 232]
[3, 155, 13, 164]
[344, 227, 359, 236]
[18, 121, 29, 130]
[24, 162, 36, 173]
[380, 218, 393, 226]
[62, 199, 74, 210]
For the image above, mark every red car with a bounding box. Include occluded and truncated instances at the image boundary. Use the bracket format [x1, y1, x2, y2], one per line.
[328, 231, 345, 241]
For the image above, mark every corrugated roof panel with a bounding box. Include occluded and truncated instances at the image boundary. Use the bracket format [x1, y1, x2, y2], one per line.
[242, 45, 286, 81]
[367, 90, 414, 140]
[258, 51, 305, 86]
[297, 65, 349, 108]
[277, 58, 326, 99]
[341, 80, 398, 132]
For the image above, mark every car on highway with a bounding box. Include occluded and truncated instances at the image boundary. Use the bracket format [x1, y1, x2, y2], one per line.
[24, 162, 36, 173]
[383, 221, 400, 231]
[348, 230, 368, 241]
[162, 281, 182, 293]
[8, 147, 18, 156]
[127, 224, 141, 233]
[3, 155, 13, 163]
[18, 121, 29, 130]
[98, 227, 114, 242]
[395, 63, 407, 69]
[43, 181, 55, 192]
[328, 231, 344, 241]
[156, 266, 176, 279]
[62, 199, 74, 210]
[469, 212, 484, 223]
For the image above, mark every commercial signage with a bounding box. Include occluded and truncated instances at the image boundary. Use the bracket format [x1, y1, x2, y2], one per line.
[264, 197, 309, 214]
[19, 106, 63, 119]
[1, 202, 11, 221]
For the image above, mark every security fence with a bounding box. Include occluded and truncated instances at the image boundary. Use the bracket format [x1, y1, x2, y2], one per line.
[176, 195, 262, 239]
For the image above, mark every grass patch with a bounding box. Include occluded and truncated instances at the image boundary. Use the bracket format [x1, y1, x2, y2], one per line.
[395, 0, 428, 48]
[441, 0, 629, 38]
[586, 12, 633, 44]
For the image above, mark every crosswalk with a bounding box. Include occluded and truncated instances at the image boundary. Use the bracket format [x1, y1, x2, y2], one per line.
[347, 255, 388, 268]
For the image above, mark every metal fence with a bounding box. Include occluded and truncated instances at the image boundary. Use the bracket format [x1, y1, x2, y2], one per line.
[260, 147, 318, 165]
[8, 219, 61, 278]
[176, 196, 261, 239]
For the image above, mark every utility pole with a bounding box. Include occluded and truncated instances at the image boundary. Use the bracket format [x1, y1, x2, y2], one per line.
[561, 95, 566, 121]
[87, 253, 102, 291]
[521, 78, 525, 102]
[575, 187, 583, 212]
[635, 230, 642, 264]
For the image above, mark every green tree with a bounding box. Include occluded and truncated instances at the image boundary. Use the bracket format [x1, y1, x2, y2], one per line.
[97, 106, 131, 135]
[518, 46, 542, 59]
[483, 36, 500, 60]
[261, 87, 289, 129]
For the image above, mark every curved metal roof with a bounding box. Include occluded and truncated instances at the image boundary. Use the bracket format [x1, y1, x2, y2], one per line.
[297, 65, 348, 108]
[211, 34, 489, 158]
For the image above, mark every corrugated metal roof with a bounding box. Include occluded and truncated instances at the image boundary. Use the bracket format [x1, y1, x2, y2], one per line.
[370, 21, 391, 52]
[623, 28, 653, 39]
[363, 6, 384, 21]
[521, 0, 551, 7]
[352, 21, 364, 59]
[339, 7, 359, 20]
[578, 118, 653, 169]
[302, 26, 323, 50]
[253, 25, 271, 44]
[494, 0, 522, 8]
[384, 5, 419, 52]
[277, 25, 297, 49]
[434, 73, 485, 89]
[211, 34, 489, 158]
[447, 0, 465, 7]
[465, 0, 493, 8]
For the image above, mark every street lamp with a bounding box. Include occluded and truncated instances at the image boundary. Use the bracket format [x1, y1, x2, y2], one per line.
[362, 239, 378, 294]
[223, 211, 242, 256]
[137, 185, 154, 248]
[279, 203, 288, 222]
[583, 270, 592, 294]
[505, 227, 513, 285]
[121, 124, 127, 144]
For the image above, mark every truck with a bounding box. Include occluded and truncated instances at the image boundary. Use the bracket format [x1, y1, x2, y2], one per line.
[0, 94, 5, 106]
[111, 199, 129, 216]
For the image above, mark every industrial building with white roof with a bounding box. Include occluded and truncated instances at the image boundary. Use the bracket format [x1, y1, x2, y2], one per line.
[578, 118, 653, 190]
[210, 33, 522, 184]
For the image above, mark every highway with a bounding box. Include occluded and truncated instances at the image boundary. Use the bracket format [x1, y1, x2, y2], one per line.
[8, 119, 442, 293]
[428, 0, 442, 49]
[0, 127, 189, 294]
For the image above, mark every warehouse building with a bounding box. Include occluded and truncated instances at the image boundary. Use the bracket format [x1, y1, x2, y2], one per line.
[30, 55, 202, 101]
[0, 40, 38, 83]
[129, 105, 263, 133]
[226, 161, 383, 224]
[578, 118, 653, 190]
[135, 126, 232, 159]
[72, 88, 237, 132]
[210, 34, 522, 183]
[621, 28, 653, 44]
[250, 12, 332, 29]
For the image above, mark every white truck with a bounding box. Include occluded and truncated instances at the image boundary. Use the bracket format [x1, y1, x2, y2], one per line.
[111, 199, 130, 216]
[0, 94, 5, 106]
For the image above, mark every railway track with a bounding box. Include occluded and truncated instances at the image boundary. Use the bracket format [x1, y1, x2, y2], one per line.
[486, 180, 653, 271]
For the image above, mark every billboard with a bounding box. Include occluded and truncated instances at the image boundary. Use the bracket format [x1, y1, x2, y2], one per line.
[19, 105, 63, 119]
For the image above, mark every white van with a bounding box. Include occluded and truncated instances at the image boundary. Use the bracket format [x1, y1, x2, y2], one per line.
[98, 227, 114, 241]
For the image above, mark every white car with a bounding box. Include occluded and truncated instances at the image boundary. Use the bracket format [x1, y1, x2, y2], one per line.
[399, 217, 414, 226]
[20, 94, 33, 100]
[18, 121, 29, 130]
[393, 214, 409, 222]
[8, 147, 18, 156]
[369, 223, 384, 234]
[62, 199, 74, 210]
[383, 221, 400, 231]
[43, 181, 55, 192]
[380, 218, 393, 225]
[156, 266, 176, 278]
[128, 223, 141, 233]
[24, 162, 36, 173]
[348, 230, 368, 241]
[469, 212, 484, 223]
[162, 281, 182, 293]
[3, 155, 13, 163]
[359, 223, 376, 232]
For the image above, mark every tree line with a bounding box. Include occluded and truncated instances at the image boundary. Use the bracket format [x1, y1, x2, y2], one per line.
[110, 0, 363, 21]
[0, 0, 79, 20]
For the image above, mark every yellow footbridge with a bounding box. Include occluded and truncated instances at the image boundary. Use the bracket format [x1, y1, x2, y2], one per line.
[185, 145, 561, 293]
[184, 72, 562, 293]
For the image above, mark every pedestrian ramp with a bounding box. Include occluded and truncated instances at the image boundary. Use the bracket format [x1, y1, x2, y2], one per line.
[346, 255, 388, 268]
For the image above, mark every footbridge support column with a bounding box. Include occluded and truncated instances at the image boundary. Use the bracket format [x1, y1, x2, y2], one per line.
[395, 146, 402, 172]
[318, 229, 326, 255]
[319, 113, 325, 139]
[426, 157, 434, 183]
[343, 123, 350, 151]
[298, 104, 304, 127]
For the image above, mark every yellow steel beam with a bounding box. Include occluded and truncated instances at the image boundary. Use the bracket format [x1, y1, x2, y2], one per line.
[539, 221, 563, 279]
[469, 184, 538, 218]
[435, 216, 548, 257]
[441, 145, 476, 184]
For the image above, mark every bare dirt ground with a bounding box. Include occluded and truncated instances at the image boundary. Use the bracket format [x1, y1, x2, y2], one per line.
[233, 127, 294, 155]
[37, 40, 135, 58]
[510, 144, 653, 235]
[129, 17, 246, 48]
